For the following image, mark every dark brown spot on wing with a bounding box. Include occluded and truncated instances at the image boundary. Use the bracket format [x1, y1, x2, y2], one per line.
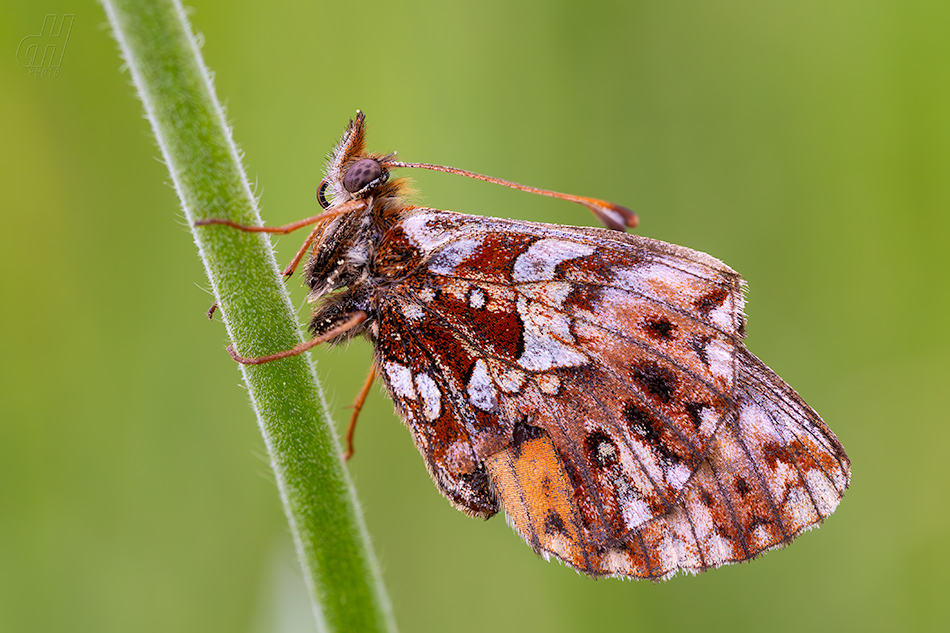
[631, 362, 677, 403]
[644, 317, 677, 341]
[458, 465, 497, 514]
[735, 477, 751, 497]
[544, 510, 567, 535]
[513, 420, 545, 445]
[623, 403, 657, 442]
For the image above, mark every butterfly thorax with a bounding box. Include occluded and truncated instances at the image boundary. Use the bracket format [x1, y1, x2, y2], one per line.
[305, 166, 419, 343]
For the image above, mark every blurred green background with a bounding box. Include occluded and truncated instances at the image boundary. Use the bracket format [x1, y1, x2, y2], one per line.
[3, 0, 948, 631]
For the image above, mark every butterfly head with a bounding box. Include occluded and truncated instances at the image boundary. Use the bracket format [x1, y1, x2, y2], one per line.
[318, 111, 409, 211]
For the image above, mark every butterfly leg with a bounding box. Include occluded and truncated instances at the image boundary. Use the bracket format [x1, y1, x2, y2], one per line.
[279, 218, 335, 278]
[343, 364, 377, 461]
[194, 213, 329, 234]
[194, 199, 367, 277]
[226, 311, 368, 365]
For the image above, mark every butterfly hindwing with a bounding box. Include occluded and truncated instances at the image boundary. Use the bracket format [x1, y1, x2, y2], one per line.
[367, 209, 849, 577]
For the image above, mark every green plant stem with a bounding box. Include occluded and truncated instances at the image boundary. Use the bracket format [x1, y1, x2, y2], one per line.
[99, 1, 395, 631]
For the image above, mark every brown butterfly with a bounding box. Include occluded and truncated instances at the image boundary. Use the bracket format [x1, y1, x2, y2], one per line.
[197, 112, 850, 579]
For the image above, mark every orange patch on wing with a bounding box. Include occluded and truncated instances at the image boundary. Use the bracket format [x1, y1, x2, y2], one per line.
[484, 432, 588, 570]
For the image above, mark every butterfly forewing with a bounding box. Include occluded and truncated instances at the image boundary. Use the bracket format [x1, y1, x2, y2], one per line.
[379, 213, 741, 503]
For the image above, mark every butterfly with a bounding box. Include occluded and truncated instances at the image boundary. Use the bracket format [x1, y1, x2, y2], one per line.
[197, 112, 850, 579]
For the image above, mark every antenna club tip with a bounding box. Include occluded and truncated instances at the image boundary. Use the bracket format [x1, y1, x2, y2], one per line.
[606, 203, 639, 230]
[624, 211, 639, 229]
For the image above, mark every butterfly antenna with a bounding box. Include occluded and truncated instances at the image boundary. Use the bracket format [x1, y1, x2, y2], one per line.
[388, 161, 638, 231]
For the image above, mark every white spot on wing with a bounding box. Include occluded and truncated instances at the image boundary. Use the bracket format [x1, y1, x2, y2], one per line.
[518, 281, 573, 307]
[546, 534, 575, 561]
[400, 301, 425, 321]
[687, 492, 715, 539]
[598, 439, 617, 463]
[603, 548, 633, 574]
[469, 287, 485, 309]
[699, 406, 720, 438]
[739, 399, 793, 446]
[384, 361, 415, 399]
[804, 469, 839, 517]
[517, 297, 587, 371]
[622, 498, 652, 530]
[513, 239, 595, 282]
[709, 301, 733, 330]
[782, 485, 818, 529]
[666, 463, 691, 490]
[705, 337, 733, 382]
[536, 373, 561, 395]
[467, 359, 497, 411]
[415, 373, 441, 421]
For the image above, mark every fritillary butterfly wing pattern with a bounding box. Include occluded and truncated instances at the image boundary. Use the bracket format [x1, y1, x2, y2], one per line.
[214, 112, 850, 579]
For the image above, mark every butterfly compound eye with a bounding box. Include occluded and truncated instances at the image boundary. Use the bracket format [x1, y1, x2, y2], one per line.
[343, 158, 384, 193]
